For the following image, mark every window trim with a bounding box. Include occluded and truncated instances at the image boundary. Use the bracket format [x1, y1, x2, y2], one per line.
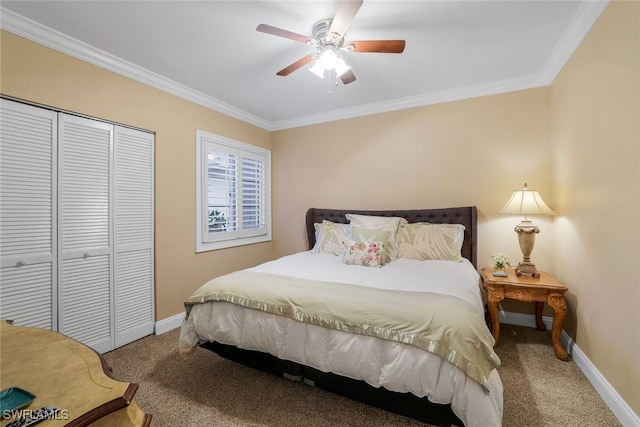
[195, 130, 271, 252]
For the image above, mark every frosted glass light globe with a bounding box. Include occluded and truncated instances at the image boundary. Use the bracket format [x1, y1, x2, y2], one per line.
[320, 48, 338, 70]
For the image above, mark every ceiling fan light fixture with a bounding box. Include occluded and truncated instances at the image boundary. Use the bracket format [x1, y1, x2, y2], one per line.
[309, 60, 325, 79]
[319, 47, 339, 70]
[335, 58, 351, 77]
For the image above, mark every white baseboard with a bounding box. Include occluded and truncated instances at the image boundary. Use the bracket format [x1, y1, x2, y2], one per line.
[154, 312, 184, 335]
[499, 310, 553, 330]
[501, 311, 639, 427]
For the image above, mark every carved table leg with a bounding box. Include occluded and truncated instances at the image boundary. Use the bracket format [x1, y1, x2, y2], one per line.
[535, 301, 546, 331]
[487, 288, 504, 346]
[548, 293, 571, 361]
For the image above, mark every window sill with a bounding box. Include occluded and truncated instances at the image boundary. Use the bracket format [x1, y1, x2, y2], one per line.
[196, 234, 272, 253]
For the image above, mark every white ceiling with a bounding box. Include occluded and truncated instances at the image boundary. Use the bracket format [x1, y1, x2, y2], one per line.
[1, 1, 608, 130]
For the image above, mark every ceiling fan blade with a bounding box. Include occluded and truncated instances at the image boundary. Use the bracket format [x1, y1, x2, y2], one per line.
[329, 0, 363, 37]
[256, 24, 310, 43]
[348, 40, 406, 53]
[340, 69, 356, 85]
[276, 54, 316, 76]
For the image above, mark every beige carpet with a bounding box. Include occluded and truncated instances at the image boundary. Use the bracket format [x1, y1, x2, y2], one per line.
[103, 324, 620, 426]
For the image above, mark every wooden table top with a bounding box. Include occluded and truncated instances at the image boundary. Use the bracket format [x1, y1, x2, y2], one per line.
[481, 267, 567, 290]
[0, 321, 147, 426]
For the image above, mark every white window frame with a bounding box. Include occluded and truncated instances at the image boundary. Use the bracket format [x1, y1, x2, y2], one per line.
[196, 130, 271, 252]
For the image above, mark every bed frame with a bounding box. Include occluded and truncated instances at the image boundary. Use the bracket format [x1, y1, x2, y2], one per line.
[201, 206, 478, 427]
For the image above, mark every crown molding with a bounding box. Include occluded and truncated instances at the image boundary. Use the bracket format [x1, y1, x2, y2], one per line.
[540, 0, 609, 82]
[1, 2, 608, 132]
[0, 8, 273, 131]
[271, 73, 549, 130]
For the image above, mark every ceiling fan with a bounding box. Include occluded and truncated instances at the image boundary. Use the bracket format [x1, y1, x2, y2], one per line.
[256, 0, 405, 85]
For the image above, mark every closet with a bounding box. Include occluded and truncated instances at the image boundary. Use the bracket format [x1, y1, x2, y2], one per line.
[0, 98, 154, 353]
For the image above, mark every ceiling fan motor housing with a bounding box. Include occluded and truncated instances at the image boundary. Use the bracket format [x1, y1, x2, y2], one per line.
[310, 19, 344, 51]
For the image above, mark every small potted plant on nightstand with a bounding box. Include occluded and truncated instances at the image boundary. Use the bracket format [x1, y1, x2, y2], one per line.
[491, 253, 511, 277]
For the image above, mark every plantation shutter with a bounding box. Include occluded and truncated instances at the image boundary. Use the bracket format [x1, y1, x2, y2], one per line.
[203, 144, 238, 242]
[196, 129, 270, 252]
[0, 99, 58, 330]
[202, 142, 268, 242]
[240, 155, 267, 237]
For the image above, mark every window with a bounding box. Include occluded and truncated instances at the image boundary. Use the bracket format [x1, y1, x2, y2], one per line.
[196, 130, 271, 252]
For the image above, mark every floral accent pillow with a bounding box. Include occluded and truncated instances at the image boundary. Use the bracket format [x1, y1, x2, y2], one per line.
[343, 239, 385, 268]
[311, 221, 350, 255]
[349, 226, 391, 263]
[396, 222, 465, 262]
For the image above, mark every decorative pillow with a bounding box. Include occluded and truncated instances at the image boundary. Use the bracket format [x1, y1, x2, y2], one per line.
[343, 239, 385, 268]
[312, 221, 350, 255]
[396, 222, 465, 262]
[349, 227, 391, 263]
[345, 214, 407, 260]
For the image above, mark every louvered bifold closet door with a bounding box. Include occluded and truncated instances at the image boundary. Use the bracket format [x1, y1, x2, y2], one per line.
[0, 99, 57, 329]
[114, 126, 154, 347]
[58, 113, 113, 353]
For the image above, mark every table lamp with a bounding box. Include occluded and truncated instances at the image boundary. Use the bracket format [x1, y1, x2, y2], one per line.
[499, 182, 556, 278]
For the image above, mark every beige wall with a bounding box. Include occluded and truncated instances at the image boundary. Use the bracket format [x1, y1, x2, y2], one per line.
[550, 0, 639, 415]
[0, 31, 275, 320]
[272, 89, 556, 317]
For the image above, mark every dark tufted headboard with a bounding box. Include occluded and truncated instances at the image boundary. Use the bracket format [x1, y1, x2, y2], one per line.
[305, 206, 478, 268]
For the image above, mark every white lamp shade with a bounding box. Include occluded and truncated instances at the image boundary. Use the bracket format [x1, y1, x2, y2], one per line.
[499, 183, 556, 216]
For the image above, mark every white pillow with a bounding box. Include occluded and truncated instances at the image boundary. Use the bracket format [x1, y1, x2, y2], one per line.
[311, 221, 350, 255]
[396, 222, 465, 262]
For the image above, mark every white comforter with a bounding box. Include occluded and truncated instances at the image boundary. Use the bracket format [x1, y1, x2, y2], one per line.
[179, 252, 503, 426]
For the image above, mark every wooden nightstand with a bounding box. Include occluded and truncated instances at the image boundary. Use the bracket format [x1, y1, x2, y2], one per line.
[480, 267, 570, 361]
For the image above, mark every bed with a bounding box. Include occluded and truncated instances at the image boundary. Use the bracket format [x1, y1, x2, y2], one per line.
[179, 206, 503, 427]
